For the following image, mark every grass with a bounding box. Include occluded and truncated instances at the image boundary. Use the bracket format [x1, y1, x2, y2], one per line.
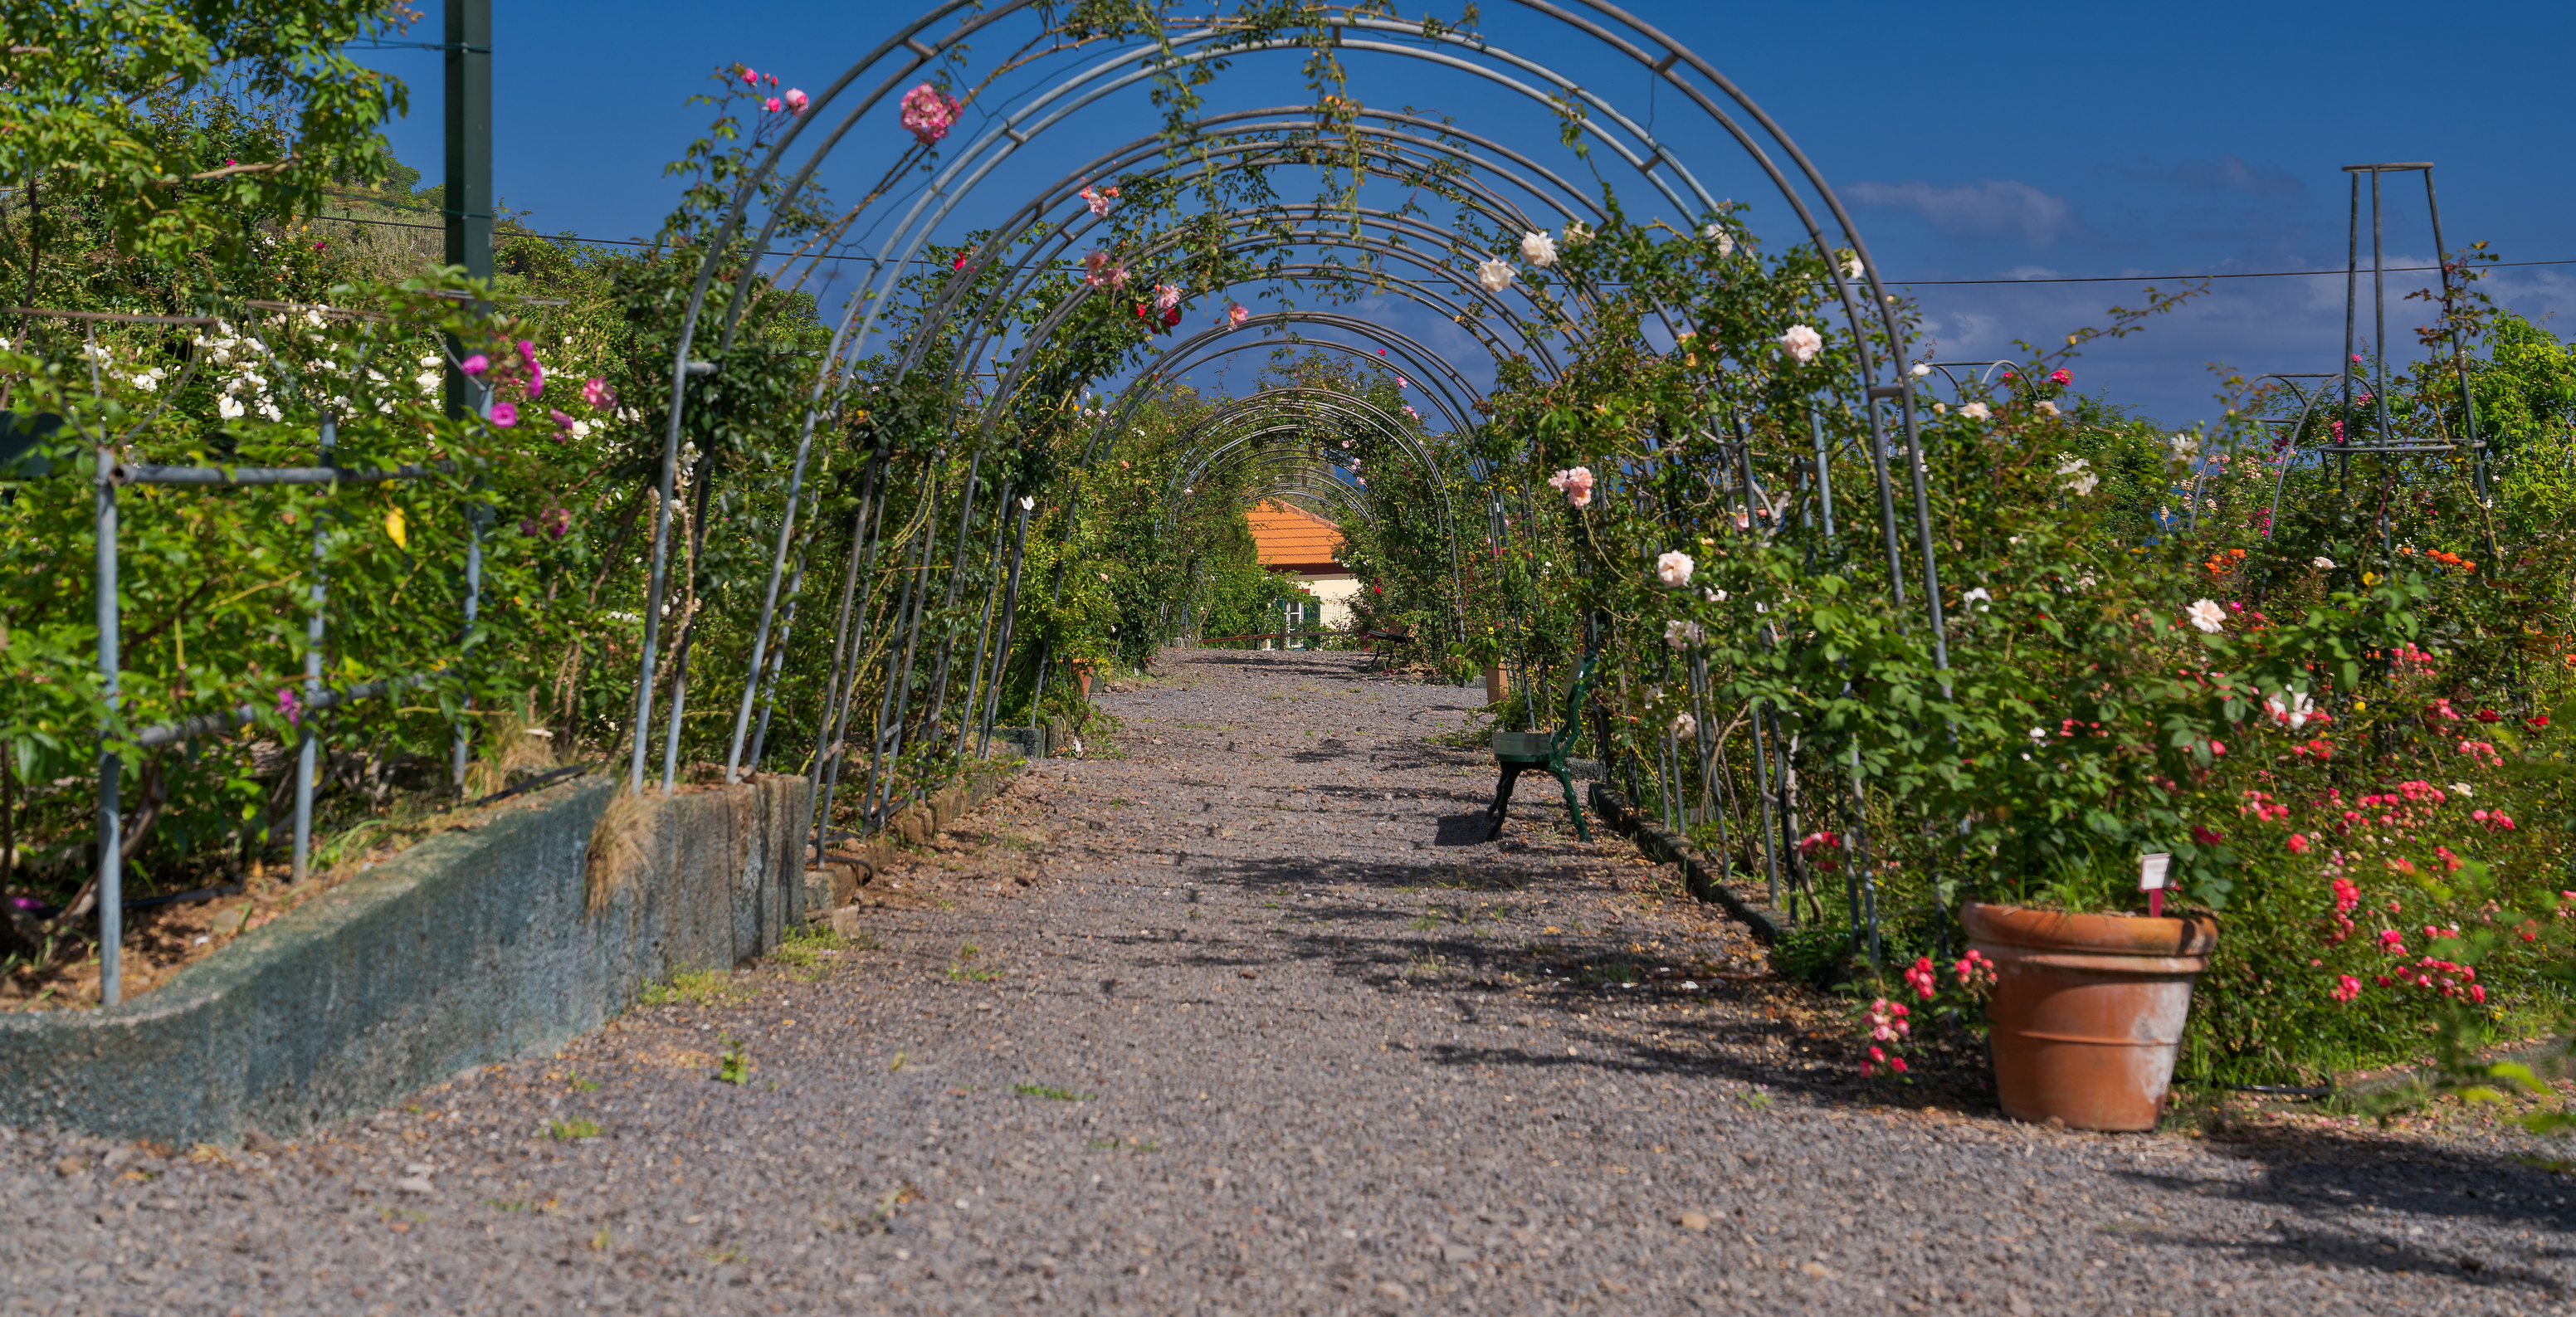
[716, 1039, 749, 1085]
[1408, 914, 1441, 931]
[1404, 954, 1447, 979]
[1013, 1082, 1093, 1101]
[772, 925, 845, 972]
[1088, 1135, 1161, 1151]
[545, 1117, 601, 1141]
[640, 969, 752, 1008]
[944, 942, 1003, 982]
[564, 1070, 600, 1093]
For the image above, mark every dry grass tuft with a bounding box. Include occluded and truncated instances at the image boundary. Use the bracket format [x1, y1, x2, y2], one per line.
[585, 788, 658, 914]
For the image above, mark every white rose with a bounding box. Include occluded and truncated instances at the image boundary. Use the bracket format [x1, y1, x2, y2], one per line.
[1663, 619, 1705, 650]
[217, 395, 246, 420]
[1958, 402, 1991, 421]
[1778, 324, 1822, 364]
[1655, 550, 1695, 588]
[2056, 455, 2098, 496]
[1520, 231, 1559, 268]
[1476, 256, 1516, 293]
[2185, 598, 2227, 633]
[1704, 222, 1735, 256]
[2311, 557, 2335, 569]
[1840, 251, 1864, 280]
[1671, 712, 1698, 739]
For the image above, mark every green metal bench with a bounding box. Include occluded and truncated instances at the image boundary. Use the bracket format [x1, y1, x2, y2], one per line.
[1485, 650, 1595, 841]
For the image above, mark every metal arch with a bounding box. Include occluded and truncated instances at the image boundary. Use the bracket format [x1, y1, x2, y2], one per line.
[740, 18, 1732, 376]
[671, 3, 1942, 844]
[932, 193, 1585, 436]
[1155, 390, 1452, 538]
[913, 125, 1615, 413]
[1066, 314, 1487, 490]
[820, 37, 1689, 397]
[1018, 317, 1481, 710]
[1146, 388, 1470, 642]
[692, 3, 1930, 715]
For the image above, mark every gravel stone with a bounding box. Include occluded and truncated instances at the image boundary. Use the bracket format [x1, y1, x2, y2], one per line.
[1, 648, 2569, 1314]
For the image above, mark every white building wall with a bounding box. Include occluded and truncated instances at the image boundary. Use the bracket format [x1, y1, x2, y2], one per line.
[1305, 573, 1360, 631]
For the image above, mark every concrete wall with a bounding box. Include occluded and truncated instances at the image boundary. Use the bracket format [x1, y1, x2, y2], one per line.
[0, 773, 812, 1145]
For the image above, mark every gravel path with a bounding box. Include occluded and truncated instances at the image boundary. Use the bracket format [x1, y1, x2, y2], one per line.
[3, 646, 2569, 1315]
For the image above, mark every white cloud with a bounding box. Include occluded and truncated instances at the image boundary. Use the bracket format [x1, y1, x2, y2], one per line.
[1847, 178, 2083, 247]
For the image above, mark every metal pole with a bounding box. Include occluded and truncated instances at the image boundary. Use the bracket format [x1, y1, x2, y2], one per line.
[443, 0, 490, 790]
[976, 500, 1034, 758]
[956, 482, 1013, 760]
[2341, 170, 2358, 494]
[803, 476, 881, 862]
[659, 466, 716, 791]
[744, 533, 812, 772]
[2421, 169, 2495, 517]
[92, 387, 121, 1007]
[725, 416, 827, 781]
[292, 414, 334, 884]
[451, 501, 482, 792]
[2371, 170, 2392, 451]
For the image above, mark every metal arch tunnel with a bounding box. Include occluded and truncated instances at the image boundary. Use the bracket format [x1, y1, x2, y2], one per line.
[626, 4, 1946, 874]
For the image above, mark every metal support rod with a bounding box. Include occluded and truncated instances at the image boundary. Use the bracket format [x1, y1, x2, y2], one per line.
[292, 412, 335, 885]
[744, 533, 812, 772]
[2422, 169, 2497, 528]
[92, 417, 121, 1007]
[956, 481, 1013, 760]
[975, 500, 1034, 757]
[725, 416, 827, 782]
[659, 463, 718, 792]
[2341, 171, 2359, 493]
[866, 465, 944, 827]
[2372, 170, 2392, 453]
[451, 501, 482, 792]
[914, 455, 988, 763]
[803, 466, 884, 862]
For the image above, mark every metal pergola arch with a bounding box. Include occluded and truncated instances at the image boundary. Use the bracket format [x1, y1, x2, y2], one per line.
[636, 4, 1950, 920]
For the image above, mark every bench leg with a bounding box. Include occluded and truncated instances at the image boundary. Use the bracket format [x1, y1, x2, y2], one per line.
[1486, 763, 1525, 840]
[1552, 768, 1591, 842]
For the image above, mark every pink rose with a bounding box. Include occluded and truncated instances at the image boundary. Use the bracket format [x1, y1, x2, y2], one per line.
[765, 96, 782, 113]
[900, 83, 960, 146]
[1546, 466, 1595, 509]
[489, 402, 518, 427]
[583, 377, 615, 409]
[785, 88, 808, 113]
[459, 354, 488, 376]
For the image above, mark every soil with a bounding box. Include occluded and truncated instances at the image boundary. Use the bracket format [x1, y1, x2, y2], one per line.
[2, 646, 2569, 1315]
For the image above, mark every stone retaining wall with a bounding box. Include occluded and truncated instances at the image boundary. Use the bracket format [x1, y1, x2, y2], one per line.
[0, 773, 812, 1145]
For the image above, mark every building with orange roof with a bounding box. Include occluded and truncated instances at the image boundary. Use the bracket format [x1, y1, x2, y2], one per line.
[1245, 500, 1358, 644]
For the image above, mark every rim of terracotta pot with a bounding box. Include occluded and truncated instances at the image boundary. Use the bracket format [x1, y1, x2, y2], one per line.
[1962, 900, 2218, 958]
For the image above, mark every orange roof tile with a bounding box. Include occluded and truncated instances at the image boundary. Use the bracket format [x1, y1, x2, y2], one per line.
[1247, 500, 1345, 573]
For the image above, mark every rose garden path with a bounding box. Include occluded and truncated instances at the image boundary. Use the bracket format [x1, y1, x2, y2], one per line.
[2, 647, 2568, 1315]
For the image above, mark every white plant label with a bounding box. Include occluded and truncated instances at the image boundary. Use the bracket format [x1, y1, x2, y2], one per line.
[2139, 852, 2172, 891]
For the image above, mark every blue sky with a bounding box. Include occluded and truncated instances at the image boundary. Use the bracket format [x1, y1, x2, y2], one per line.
[359, 2, 2576, 427]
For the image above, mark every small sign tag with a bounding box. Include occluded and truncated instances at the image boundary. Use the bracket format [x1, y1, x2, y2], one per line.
[2138, 852, 2172, 891]
[2139, 851, 2171, 919]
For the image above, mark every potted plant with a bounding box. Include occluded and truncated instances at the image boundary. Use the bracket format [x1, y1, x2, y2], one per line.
[1892, 413, 2421, 1129]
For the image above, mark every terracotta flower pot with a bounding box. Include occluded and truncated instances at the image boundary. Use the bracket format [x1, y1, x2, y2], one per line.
[1963, 900, 2218, 1132]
